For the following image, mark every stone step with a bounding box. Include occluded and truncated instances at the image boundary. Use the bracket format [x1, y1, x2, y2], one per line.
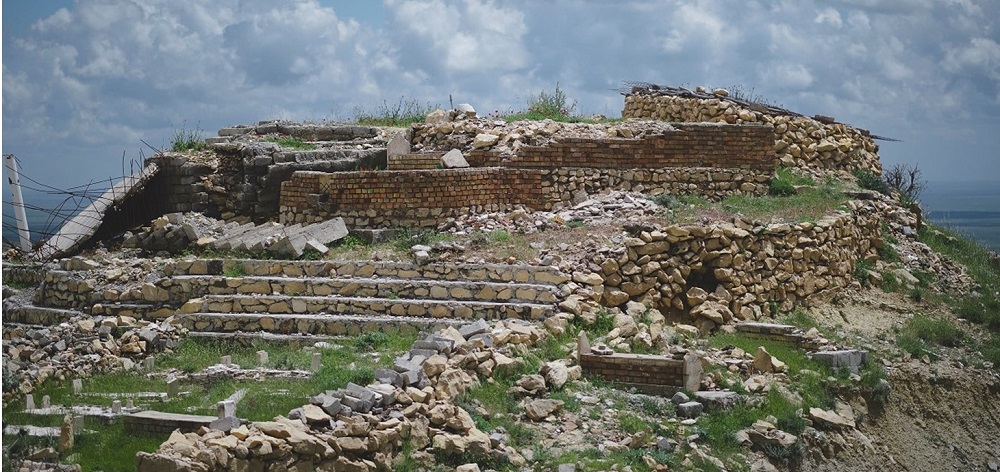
[185, 331, 347, 346]
[3, 306, 83, 325]
[92, 303, 175, 319]
[176, 312, 468, 336]
[163, 259, 570, 286]
[194, 294, 554, 321]
[160, 275, 561, 304]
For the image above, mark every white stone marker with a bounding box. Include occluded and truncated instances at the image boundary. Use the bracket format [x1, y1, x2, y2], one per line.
[311, 352, 322, 372]
[144, 357, 155, 372]
[25, 394, 35, 411]
[257, 350, 268, 366]
[72, 379, 83, 395]
[72, 415, 85, 434]
[166, 376, 179, 398]
[126, 398, 135, 409]
[42, 395, 51, 409]
[217, 400, 236, 419]
[221, 355, 232, 366]
[112, 399, 122, 414]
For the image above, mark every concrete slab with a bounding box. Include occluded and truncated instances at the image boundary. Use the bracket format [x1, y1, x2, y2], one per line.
[38, 164, 159, 260]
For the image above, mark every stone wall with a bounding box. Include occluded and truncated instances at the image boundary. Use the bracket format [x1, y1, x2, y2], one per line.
[622, 93, 881, 175]
[280, 124, 777, 227]
[591, 199, 885, 333]
[145, 154, 214, 215]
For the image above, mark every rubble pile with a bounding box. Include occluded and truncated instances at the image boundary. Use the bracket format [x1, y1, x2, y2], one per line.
[3, 314, 184, 400]
[137, 319, 547, 471]
[123, 213, 348, 258]
[412, 115, 678, 158]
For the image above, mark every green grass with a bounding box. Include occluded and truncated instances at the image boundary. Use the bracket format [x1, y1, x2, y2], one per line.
[170, 124, 205, 152]
[918, 224, 1000, 366]
[769, 167, 814, 196]
[266, 136, 317, 150]
[221, 262, 246, 278]
[617, 411, 649, 435]
[701, 333, 837, 463]
[779, 308, 822, 332]
[854, 258, 874, 287]
[896, 314, 967, 359]
[721, 181, 846, 223]
[2, 335, 415, 471]
[852, 168, 888, 194]
[353, 96, 438, 127]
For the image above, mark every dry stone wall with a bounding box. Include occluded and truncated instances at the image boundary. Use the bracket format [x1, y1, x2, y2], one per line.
[591, 199, 884, 332]
[623, 93, 881, 175]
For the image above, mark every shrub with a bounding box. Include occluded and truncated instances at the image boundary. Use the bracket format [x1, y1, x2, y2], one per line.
[353, 97, 437, 127]
[853, 259, 874, 287]
[223, 263, 246, 278]
[852, 169, 888, 194]
[769, 178, 796, 196]
[881, 163, 925, 205]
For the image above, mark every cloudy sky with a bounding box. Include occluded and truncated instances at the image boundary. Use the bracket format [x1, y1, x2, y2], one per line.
[2, 0, 999, 199]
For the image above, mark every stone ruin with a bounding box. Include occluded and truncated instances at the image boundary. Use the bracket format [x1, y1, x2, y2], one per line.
[1, 85, 926, 471]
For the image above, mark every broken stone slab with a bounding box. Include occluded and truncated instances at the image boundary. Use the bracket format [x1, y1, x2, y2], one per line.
[393, 357, 423, 374]
[387, 132, 411, 157]
[209, 416, 241, 432]
[38, 164, 159, 260]
[675, 401, 704, 419]
[809, 350, 869, 374]
[374, 368, 402, 387]
[459, 319, 490, 340]
[694, 391, 740, 411]
[441, 149, 470, 168]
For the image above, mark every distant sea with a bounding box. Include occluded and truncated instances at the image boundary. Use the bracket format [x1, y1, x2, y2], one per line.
[922, 181, 1000, 252]
[2, 192, 82, 249]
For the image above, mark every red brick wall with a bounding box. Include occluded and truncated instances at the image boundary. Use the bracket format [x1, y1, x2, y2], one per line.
[469, 123, 774, 171]
[579, 352, 703, 392]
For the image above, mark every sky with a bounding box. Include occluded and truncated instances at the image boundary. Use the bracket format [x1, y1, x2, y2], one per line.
[2, 0, 999, 201]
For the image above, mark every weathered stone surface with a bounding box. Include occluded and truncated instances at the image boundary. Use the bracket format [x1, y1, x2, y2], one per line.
[809, 407, 854, 429]
[524, 399, 563, 421]
[752, 347, 786, 373]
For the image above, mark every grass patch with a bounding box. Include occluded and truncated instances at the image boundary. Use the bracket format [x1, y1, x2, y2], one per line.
[353, 96, 438, 127]
[854, 258, 874, 287]
[266, 136, 316, 150]
[618, 411, 649, 435]
[170, 123, 205, 152]
[780, 308, 822, 332]
[3, 334, 415, 470]
[721, 180, 846, 223]
[852, 168, 888, 194]
[769, 167, 814, 196]
[222, 262, 246, 278]
[896, 314, 966, 358]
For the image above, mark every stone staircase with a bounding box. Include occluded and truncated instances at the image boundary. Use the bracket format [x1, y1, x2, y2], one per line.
[29, 258, 570, 340]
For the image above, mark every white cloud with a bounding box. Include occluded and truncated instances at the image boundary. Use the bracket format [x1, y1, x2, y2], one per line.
[943, 37, 1000, 74]
[661, 4, 732, 54]
[814, 8, 843, 28]
[760, 62, 814, 89]
[385, 0, 527, 72]
[2, 0, 1000, 186]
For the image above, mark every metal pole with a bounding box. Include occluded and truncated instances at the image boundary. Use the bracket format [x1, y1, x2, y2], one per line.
[4, 154, 32, 251]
